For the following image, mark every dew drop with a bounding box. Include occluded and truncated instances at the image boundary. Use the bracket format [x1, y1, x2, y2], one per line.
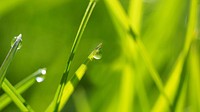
[41, 69, 46, 75]
[35, 68, 46, 83]
[93, 50, 102, 60]
[36, 77, 45, 83]
[11, 34, 22, 50]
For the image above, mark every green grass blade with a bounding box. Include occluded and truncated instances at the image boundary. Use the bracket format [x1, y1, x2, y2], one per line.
[119, 64, 134, 112]
[188, 41, 200, 111]
[0, 68, 46, 110]
[2, 79, 34, 112]
[104, 0, 170, 107]
[52, 1, 97, 111]
[128, 0, 142, 35]
[175, 76, 188, 112]
[0, 34, 22, 89]
[46, 43, 102, 112]
[152, 0, 198, 111]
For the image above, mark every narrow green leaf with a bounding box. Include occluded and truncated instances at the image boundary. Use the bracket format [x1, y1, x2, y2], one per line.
[0, 68, 46, 110]
[2, 79, 34, 112]
[46, 43, 102, 112]
[0, 34, 22, 89]
[175, 77, 188, 112]
[188, 41, 200, 111]
[52, 1, 97, 111]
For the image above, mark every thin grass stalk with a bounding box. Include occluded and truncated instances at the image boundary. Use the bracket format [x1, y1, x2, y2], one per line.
[0, 34, 22, 88]
[0, 68, 46, 110]
[46, 43, 102, 112]
[128, 1, 150, 111]
[2, 79, 34, 112]
[52, 1, 97, 111]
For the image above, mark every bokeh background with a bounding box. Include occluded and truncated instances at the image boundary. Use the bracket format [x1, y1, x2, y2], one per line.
[0, 0, 199, 112]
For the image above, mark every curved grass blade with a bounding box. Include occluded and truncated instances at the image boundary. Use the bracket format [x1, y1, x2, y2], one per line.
[52, 0, 97, 111]
[0, 68, 46, 110]
[46, 43, 102, 112]
[1, 79, 34, 112]
[0, 34, 22, 88]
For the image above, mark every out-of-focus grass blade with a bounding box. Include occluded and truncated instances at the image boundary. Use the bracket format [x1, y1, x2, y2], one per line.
[175, 76, 188, 112]
[0, 34, 22, 88]
[104, 0, 170, 107]
[188, 40, 200, 111]
[128, 0, 142, 35]
[52, 1, 97, 111]
[73, 87, 91, 112]
[0, 68, 46, 110]
[46, 43, 102, 112]
[152, 0, 198, 111]
[119, 64, 134, 112]
[1, 79, 34, 112]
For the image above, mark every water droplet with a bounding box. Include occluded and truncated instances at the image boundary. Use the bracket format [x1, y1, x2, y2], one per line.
[41, 69, 46, 75]
[35, 68, 46, 83]
[93, 49, 102, 60]
[11, 34, 22, 50]
[36, 77, 45, 83]
[92, 43, 102, 60]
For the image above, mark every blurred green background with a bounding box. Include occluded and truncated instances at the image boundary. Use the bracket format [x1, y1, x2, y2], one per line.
[0, 0, 199, 112]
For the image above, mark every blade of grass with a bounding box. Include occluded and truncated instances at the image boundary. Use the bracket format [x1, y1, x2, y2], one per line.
[0, 34, 22, 88]
[175, 76, 188, 112]
[119, 64, 134, 112]
[128, 0, 142, 35]
[46, 43, 102, 112]
[52, 0, 97, 111]
[2, 79, 34, 112]
[152, 0, 198, 111]
[104, 0, 170, 107]
[0, 68, 46, 110]
[128, 1, 150, 111]
[188, 40, 200, 111]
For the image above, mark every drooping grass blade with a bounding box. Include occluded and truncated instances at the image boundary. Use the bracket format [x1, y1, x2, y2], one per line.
[52, 0, 97, 111]
[0, 34, 22, 88]
[0, 68, 46, 110]
[46, 43, 102, 112]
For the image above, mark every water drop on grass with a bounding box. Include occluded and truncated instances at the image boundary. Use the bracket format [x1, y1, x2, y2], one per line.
[93, 43, 102, 60]
[36, 68, 46, 83]
[11, 34, 22, 49]
[93, 50, 102, 60]
[36, 77, 45, 83]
